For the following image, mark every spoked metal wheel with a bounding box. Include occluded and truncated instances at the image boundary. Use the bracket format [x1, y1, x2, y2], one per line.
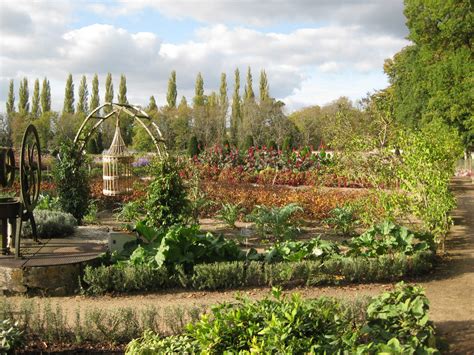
[19, 125, 41, 213]
[0, 148, 15, 187]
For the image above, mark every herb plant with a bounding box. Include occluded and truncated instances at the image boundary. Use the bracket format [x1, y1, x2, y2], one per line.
[216, 202, 245, 228]
[247, 203, 303, 241]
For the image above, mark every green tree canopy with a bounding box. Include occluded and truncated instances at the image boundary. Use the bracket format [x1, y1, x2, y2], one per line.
[77, 75, 89, 114]
[90, 74, 100, 112]
[31, 78, 41, 119]
[18, 77, 29, 116]
[40, 77, 51, 113]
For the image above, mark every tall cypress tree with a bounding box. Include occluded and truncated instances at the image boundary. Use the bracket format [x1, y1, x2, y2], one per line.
[40, 77, 51, 113]
[231, 68, 241, 145]
[193, 72, 205, 107]
[167, 70, 177, 109]
[244, 67, 255, 102]
[104, 73, 114, 114]
[259, 70, 270, 103]
[18, 77, 29, 116]
[6, 79, 15, 116]
[90, 74, 100, 112]
[31, 79, 41, 119]
[63, 74, 75, 115]
[77, 75, 89, 114]
[118, 74, 128, 104]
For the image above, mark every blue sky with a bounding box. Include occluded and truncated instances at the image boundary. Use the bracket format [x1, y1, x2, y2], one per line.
[0, 0, 409, 113]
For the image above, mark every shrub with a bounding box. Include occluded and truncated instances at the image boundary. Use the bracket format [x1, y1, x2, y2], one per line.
[143, 156, 190, 229]
[247, 203, 303, 241]
[23, 210, 77, 238]
[264, 237, 340, 262]
[128, 283, 439, 354]
[192, 262, 245, 290]
[347, 221, 434, 257]
[0, 318, 23, 352]
[188, 136, 200, 157]
[216, 202, 245, 228]
[36, 193, 61, 211]
[324, 205, 359, 235]
[52, 139, 90, 223]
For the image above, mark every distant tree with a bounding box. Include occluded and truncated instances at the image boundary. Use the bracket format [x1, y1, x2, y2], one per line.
[188, 135, 200, 157]
[230, 68, 241, 146]
[104, 73, 114, 113]
[90, 74, 100, 112]
[77, 75, 89, 114]
[6, 79, 15, 116]
[219, 72, 228, 141]
[40, 77, 51, 113]
[259, 70, 270, 103]
[63, 74, 75, 115]
[244, 67, 255, 102]
[31, 79, 41, 119]
[147, 96, 158, 111]
[118, 74, 128, 104]
[193, 72, 205, 107]
[167, 70, 177, 109]
[18, 77, 29, 116]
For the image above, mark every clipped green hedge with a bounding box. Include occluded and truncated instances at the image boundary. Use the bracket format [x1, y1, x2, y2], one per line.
[82, 251, 434, 295]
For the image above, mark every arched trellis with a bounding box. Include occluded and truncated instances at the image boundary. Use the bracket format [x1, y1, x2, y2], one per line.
[73, 102, 167, 156]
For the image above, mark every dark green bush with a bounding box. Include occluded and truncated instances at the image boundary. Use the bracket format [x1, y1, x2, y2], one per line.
[23, 210, 77, 238]
[188, 136, 200, 158]
[52, 140, 90, 223]
[143, 156, 190, 229]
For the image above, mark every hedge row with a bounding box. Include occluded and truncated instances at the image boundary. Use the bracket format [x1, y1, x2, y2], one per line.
[82, 251, 433, 295]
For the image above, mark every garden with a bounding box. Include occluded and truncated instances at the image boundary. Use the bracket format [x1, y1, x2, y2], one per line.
[1, 0, 473, 353]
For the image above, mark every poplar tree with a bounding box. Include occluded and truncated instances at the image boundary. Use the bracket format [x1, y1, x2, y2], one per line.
[6, 80, 15, 116]
[230, 68, 241, 145]
[104, 73, 114, 114]
[40, 78, 51, 113]
[193, 72, 205, 107]
[77, 75, 89, 114]
[219, 72, 228, 139]
[90, 74, 100, 112]
[259, 70, 270, 103]
[118, 74, 128, 104]
[31, 79, 41, 118]
[244, 67, 255, 102]
[167, 70, 177, 108]
[63, 74, 75, 115]
[18, 77, 29, 116]
[148, 96, 158, 111]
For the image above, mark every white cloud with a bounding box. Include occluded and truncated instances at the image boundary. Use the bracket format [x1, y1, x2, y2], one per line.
[0, 0, 408, 113]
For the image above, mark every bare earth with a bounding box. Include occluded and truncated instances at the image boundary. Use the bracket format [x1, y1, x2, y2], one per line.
[6, 177, 474, 353]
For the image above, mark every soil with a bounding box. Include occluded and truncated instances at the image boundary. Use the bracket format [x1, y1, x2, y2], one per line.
[6, 177, 474, 353]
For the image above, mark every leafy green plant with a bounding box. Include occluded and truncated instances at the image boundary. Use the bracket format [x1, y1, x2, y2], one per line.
[52, 139, 90, 223]
[115, 200, 144, 223]
[0, 318, 23, 352]
[127, 283, 439, 354]
[216, 202, 245, 228]
[143, 156, 190, 229]
[36, 193, 61, 211]
[247, 203, 303, 241]
[324, 205, 359, 235]
[347, 221, 434, 257]
[359, 282, 438, 352]
[264, 236, 340, 262]
[83, 199, 99, 224]
[22, 210, 77, 238]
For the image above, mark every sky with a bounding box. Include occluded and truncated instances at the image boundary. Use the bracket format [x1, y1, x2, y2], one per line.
[0, 0, 410, 114]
